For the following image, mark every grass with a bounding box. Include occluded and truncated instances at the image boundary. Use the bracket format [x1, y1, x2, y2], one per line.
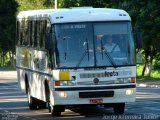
[137, 64, 160, 80]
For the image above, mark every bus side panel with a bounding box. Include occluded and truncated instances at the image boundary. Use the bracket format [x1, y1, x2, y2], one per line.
[16, 46, 28, 93]
[16, 46, 52, 102]
[29, 49, 51, 102]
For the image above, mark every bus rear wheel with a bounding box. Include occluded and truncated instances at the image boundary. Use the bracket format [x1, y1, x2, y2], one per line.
[37, 100, 47, 109]
[27, 89, 38, 110]
[113, 103, 125, 114]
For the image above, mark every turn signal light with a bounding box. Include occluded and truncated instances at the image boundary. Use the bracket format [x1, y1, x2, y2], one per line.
[55, 81, 60, 86]
[131, 77, 136, 83]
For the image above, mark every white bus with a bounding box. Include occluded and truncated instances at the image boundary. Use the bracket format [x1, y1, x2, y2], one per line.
[16, 8, 136, 116]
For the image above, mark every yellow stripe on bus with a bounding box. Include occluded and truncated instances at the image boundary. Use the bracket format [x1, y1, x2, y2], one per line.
[22, 48, 29, 67]
[59, 71, 70, 80]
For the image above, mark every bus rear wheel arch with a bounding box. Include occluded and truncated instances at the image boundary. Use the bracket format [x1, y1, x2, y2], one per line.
[27, 87, 38, 110]
[24, 74, 37, 110]
[24, 74, 29, 94]
[25, 75, 47, 109]
[35, 80, 50, 109]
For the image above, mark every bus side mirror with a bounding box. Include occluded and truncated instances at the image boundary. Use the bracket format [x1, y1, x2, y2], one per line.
[136, 32, 143, 49]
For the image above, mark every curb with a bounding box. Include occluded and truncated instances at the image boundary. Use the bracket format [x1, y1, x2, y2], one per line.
[136, 83, 160, 88]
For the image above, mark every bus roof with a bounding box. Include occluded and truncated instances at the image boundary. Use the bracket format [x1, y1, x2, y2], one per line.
[17, 8, 131, 23]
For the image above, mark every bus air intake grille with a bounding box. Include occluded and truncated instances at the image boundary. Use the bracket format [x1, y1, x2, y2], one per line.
[77, 81, 115, 85]
[80, 73, 105, 78]
[80, 71, 119, 78]
[79, 91, 114, 98]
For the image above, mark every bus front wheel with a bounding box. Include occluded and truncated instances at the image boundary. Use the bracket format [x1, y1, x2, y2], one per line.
[50, 105, 65, 116]
[113, 103, 125, 114]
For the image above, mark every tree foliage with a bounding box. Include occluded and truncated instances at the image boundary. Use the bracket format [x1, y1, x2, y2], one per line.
[60, 0, 109, 8]
[16, 0, 46, 11]
[61, 0, 160, 76]
[0, 0, 160, 76]
[16, 0, 63, 10]
[0, 0, 18, 67]
[117, 0, 160, 76]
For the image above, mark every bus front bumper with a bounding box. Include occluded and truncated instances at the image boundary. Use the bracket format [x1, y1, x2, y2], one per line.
[52, 84, 136, 105]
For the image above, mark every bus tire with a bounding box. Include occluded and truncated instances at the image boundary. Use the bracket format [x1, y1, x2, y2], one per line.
[51, 105, 65, 116]
[113, 103, 125, 114]
[37, 100, 47, 109]
[48, 102, 51, 112]
[27, 89, 38, 110]
[44, 81, 51, 111]
[25, 75, 29, 94]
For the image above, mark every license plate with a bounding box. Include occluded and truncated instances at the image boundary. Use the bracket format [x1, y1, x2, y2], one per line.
[89, 98, 103, 104]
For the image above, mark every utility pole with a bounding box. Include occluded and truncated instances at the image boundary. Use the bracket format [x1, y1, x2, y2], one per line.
[55, 0, 57, 9]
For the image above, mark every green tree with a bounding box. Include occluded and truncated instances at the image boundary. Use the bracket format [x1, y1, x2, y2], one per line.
[112, 0, 160, 76]
[60, 0, 79, 8]
[60, 0, 109, 8]
[0, 0, 18, 67]
[60, 0, 160, 77]
[16, 0, 46, 11]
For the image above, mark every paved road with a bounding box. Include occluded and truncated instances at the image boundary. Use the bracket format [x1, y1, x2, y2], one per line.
[0, 72, 160, 120]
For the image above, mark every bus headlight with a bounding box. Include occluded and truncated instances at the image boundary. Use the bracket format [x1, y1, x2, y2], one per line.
[116, 77, 136, 84]
[60, 81, 68, 86]
[68, 80, 76, 86]
[59, 91, 67, 97]
[126, 89, 134, 95]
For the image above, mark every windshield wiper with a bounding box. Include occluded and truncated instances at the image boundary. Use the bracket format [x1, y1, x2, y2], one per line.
[76, 39, 90, 68]
[103, 50, 117, 68]
[100, 38, 104, 59]
[99, 38, 116, 68]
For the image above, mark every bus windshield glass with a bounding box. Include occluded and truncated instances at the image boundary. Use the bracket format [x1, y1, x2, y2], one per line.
[54, 22, 135, 68]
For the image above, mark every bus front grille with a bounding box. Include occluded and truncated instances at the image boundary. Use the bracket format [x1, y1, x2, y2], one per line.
[79, 91, 114, 98]
[77, 81, 115, 85]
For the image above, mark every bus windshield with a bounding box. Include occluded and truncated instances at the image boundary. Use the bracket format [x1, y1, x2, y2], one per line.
[54, 22, 135, 68]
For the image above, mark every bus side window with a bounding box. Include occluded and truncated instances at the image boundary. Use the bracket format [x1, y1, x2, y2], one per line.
[30, 21, 33, 46]
[20, 31, 23, 45]
[27, 20, 30, 46]
[21, 19, 25, 45]
[24, 20, 29, 46]
[41, 20, 47, 48]
[31, 20, 35, 47]
[37, 20, 40, 48]
[34, 20, 37, 47]
[16, 21, 20, 45]
[39, 20, 42, 48]
[39, 20, 45, 49]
